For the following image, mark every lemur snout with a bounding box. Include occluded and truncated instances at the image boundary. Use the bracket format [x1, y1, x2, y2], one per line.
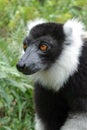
[16, 63, 26, 72]
[16, 62, 32, 75]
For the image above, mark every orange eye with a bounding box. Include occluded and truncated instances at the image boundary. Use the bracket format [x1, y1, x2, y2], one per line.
[23, 43, 28, 50]
[39, 44, 48, 51]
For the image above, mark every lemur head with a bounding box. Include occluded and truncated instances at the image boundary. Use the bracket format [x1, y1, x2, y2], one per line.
[17, 22, 65, 75]
[16, 19, 85, 90]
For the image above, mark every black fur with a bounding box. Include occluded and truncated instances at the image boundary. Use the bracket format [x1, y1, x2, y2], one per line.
[34, 83, 69, 130]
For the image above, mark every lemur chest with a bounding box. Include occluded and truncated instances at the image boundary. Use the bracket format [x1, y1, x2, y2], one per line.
[34, 83, 69, 126]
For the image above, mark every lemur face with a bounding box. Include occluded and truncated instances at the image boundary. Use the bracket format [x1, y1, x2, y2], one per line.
[16, 23, 65, 75]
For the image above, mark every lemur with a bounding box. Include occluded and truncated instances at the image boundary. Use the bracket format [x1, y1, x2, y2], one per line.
[16, 19, 87, 130]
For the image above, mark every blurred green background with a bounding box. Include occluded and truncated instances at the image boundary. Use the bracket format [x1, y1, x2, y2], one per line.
[0, 0, 87, 130]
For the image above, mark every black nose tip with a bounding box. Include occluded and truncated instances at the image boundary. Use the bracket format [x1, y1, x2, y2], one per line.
[16, 63, 25, 72]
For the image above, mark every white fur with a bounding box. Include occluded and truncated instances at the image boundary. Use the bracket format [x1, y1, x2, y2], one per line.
[21, 49, 25, 55]
[35, 114, 45, 130]
[33, 19, 85, 91]
[27, 18, 46, 35]
[82, 31, 87, 41]
[60, 114, 87, 130]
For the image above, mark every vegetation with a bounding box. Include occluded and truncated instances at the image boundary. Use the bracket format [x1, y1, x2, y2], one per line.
[0, 0, 87, 129]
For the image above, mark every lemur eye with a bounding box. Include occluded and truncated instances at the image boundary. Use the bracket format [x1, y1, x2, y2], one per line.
[39, 43, 48, 51]
[23, 43, 28, 51]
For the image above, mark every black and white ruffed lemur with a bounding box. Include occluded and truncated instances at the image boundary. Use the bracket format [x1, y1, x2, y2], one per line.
[16, 19, 87, 130]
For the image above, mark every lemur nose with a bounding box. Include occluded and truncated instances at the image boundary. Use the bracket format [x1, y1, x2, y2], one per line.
[16, 63, 25, 72]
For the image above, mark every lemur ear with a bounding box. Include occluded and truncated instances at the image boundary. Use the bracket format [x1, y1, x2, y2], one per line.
[63, 23, 72, 36]
[63, 19, 85, 37]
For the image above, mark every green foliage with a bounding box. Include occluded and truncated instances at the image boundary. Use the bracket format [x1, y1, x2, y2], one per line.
[0, 37, 34, 130]
[0, 0, 87, 129]
[0, 0, 87, 36]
